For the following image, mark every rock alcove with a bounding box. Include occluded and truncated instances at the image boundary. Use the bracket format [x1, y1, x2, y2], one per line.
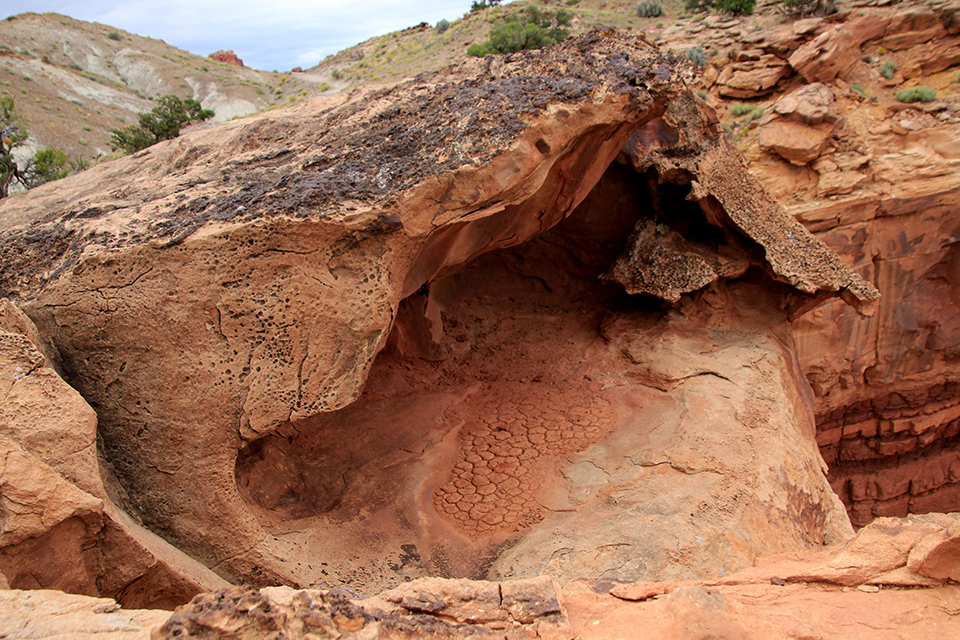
[0, 32, 880, 601]
[229, 149, 854, 593]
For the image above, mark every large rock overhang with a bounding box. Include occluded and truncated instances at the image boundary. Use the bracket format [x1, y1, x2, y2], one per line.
[0, 31, 877, 588]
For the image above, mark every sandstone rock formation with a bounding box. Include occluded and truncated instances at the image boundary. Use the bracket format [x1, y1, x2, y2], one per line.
[208, 49, 245, 67]
[5, 513, 958, 639]
[732, 4, 960, 528]
[759, 83, 839, 165]
[0, 299, 229, 608]
[0, 589, 169, 640]
[3, 0, 960, 633]
[154, 576, 574, 639]
[0, 30, 876, 596]
[645, 0, 960, 529]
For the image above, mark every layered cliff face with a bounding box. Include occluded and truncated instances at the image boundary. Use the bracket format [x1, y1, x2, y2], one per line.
[636, 0, 960, 529]
[795, 181, 960, 527]
[0, 32, 876, 597]
[712, 4, 960, 528]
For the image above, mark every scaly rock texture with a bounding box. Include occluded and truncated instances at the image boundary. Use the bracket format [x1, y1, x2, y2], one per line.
[153, 576, 573, 639]
[0, 32, 873, 594]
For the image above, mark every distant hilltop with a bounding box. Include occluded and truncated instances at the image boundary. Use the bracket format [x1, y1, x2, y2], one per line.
[208, 49, 245, 67]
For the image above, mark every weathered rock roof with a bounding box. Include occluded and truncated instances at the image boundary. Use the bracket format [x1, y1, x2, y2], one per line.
[0, 31, 877, 312]
[0, 31, 685, 297]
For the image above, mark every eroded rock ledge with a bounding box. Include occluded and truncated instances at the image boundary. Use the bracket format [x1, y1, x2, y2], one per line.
[0, 32, 875, 597]
[4, 513, 958, 639]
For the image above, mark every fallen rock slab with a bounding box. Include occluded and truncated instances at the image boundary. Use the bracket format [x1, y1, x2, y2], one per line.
[773, 82, 838, 125]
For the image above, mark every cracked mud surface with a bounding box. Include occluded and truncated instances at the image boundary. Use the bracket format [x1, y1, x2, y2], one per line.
[433, 385, 616, 537]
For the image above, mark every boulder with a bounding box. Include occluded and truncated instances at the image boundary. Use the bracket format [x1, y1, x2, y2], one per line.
[759, 120, 835, 165]
[773, 82, 838, 126]
[789, 26, 860, 82]
[0, 32, 875, 593]
[908, 515, 960, 581]
[716, 55, 791, 98]
[762, 25, 806, 57]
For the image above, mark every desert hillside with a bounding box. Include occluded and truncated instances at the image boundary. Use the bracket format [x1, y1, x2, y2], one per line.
[0, 12, 341, 162]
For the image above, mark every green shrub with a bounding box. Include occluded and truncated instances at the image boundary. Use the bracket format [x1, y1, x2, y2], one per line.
[781, 0, 837, 16]
[851, 84, 865, 93]
[0, 97, 72, 196]
[107, 31, 122, 41]
[685, 0, 712, 12]
[1, 97, 28, 197]
[728, 103, 764, 123]
[635, 0, 663, 17]
[435, 19, 451, 33]
[894, 86, 937, 103]
[30, 148, 69, 185]
[110, 95, 214, 154]
[331, 69, 343, 80]
[686, 46, 707, 68]
[880, 60, 897, 79]
[714, 0, 755, 14]
[468, 6, 571, 57]
[471, 0, 502, 11]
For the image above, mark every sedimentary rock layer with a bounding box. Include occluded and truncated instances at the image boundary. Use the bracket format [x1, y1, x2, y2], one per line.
[792, 156, 960, 525]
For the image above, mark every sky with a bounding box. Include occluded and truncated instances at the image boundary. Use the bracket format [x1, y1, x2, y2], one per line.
[3, 0, 484, 71]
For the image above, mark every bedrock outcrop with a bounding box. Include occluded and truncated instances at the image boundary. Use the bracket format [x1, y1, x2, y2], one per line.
[4, 513, 959, 640]
[0, 300, 228, 608]
[0, 32, 875, 595]
[793, 166, 960, 526]
[726, 5, 960, 527]
[643, 0, 960, 529]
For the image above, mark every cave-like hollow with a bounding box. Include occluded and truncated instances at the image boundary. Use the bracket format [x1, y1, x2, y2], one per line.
[233, 160, 670, 587]
[228, 150, 938, 594]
